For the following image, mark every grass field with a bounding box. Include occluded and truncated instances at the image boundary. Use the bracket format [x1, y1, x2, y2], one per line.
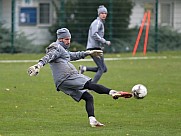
[0, 51, 181, 136]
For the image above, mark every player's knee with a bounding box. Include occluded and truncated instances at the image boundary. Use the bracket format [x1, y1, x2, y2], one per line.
[87, 93, 93, 102]
[81, 91, 93, 102]
[100, 66, 107, 73]
[104, 67, 107, 73]
[98, 67, 106, 73]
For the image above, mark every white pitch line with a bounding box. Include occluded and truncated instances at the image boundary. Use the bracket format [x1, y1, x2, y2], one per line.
[76, 56, 168, 62]
[0, 60, 38, 63]
[0, 56, 171, 63]
[171, 56, 181, 59]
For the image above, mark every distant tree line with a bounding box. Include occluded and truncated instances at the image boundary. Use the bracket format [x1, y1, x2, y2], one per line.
[49, 0, 133, 47]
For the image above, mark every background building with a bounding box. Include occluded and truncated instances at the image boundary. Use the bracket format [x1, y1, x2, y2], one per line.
[0, 0, 181, 52]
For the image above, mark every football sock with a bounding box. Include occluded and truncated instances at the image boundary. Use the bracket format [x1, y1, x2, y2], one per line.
[109, 90, 118, 96]
[89, 116, 97, 123]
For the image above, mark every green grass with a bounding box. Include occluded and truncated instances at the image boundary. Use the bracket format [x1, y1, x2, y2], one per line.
[0, 51, 181, 136]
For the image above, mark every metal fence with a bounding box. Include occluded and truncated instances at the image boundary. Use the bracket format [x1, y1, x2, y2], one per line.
[0, 0, 181, 53]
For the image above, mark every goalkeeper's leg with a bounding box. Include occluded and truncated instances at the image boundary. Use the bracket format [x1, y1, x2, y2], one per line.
[83, 80, 132, 99]
[81, 91, 104, 127]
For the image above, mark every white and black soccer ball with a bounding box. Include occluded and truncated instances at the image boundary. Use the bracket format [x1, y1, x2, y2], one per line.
[131, 84, 147, 99]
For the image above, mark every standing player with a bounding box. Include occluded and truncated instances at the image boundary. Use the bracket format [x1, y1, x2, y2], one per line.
[79, 5, 111, 83]
[27, 28, 132, 127]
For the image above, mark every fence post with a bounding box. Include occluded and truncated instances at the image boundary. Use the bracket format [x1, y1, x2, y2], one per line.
[109, 0, 113, 41]
[155, 0, 158, 52]
[59, 0, 65, 27]
[11, 0, 15, 53]
[108, 0, 113, 53]
[0, 0, 2, 23]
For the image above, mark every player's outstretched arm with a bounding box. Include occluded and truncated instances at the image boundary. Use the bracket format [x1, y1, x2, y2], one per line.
[69, 50, 103, 61]
[85, 50, 103, 57]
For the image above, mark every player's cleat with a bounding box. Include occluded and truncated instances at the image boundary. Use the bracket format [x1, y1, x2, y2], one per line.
[112, 91, 133, 99]
[79, 65, 86, 74]
[90, 120, 105, 127]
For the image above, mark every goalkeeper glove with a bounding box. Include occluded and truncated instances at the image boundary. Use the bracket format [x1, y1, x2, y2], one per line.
[105, 41, 111, 46]
[27, 63, 42, 76]
[85, 50, 103, 57]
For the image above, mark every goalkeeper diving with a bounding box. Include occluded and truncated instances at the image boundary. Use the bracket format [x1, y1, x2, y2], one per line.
[27, 28, 132, 127]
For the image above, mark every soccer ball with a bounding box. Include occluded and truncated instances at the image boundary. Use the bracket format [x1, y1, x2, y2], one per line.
[131, 84, 147, 99]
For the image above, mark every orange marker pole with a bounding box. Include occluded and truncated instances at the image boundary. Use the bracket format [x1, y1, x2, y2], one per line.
[132, 12, 147, 56]
[143, 10, 151, 55]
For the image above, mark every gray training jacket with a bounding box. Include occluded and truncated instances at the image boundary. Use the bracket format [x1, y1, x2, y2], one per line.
[38, 41, 88, 90]
[86, 17, 106, 50]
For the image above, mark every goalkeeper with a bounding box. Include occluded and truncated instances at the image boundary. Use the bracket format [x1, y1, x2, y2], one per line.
[27, 28, 132, 127]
